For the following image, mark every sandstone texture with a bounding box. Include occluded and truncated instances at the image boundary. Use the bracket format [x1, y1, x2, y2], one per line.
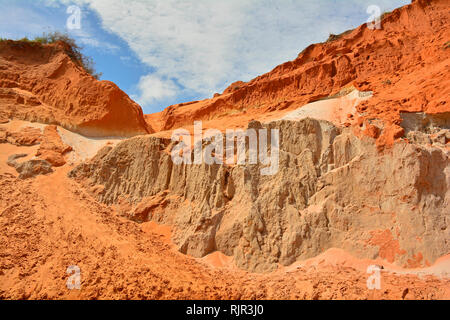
[1, 122, 74, 168]
[36, 125, 72, 167]
[0, 0, 449, 300]
[7, 153, 53, 179]
[70, 118, 450, 272]
[4, 126, 42, 146]
[147, 0, 449, 149]
[1, 168, 448, 300]
[0, 41, 151, 137]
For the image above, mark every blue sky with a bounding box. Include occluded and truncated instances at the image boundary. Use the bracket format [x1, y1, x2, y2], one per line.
[0, 0, 409, 114]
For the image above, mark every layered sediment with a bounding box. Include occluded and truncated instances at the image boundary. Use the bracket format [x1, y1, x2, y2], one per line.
[70, 118, 450, 272]
[0, 40, 151, 137]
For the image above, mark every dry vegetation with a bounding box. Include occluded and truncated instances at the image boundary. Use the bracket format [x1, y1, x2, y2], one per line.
[0, 32, 102, 79]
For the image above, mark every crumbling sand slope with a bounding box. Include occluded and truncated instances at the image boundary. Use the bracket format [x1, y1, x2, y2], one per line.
[3, 120, 448, 300]
[0, 40, 151, 137]
[147, 0, 450, 148]
[0, 163, 449, 300]
[0, 0, 449, 300]
[68, 0, 450, 276]
[280, 89, 372, 126]
[70, 118, 449, 273]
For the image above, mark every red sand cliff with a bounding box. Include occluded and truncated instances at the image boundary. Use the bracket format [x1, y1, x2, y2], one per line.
[0, 40, 152, 137]
[0, 0, 449, 300]
[146, 0, 449, 148]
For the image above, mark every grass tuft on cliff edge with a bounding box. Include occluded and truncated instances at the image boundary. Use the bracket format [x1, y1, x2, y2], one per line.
[0, 32, 102, 80]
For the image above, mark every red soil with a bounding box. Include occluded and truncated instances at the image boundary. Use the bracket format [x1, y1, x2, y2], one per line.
[146, 0, 450, 149]
[0, 41, 152, 137]
[0, 165, 448, 300]
[368, 230, 407, 264]
[0, 0, 449, 300]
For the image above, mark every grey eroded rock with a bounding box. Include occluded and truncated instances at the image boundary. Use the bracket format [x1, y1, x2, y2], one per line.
[69, 118, 450, 272]
[7, 153, 27, 167]
[7, 153, 53, 179]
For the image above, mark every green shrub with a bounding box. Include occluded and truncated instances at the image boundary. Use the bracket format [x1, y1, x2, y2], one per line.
[36, 32, 102, 79]
[326, 29, 353, 43]
[1, 32, 101, 80]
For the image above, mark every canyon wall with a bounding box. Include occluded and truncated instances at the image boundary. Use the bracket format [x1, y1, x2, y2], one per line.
[0, 41, 151, 137]
[149, 0, 450, 148]
[70, 119, 449, 272]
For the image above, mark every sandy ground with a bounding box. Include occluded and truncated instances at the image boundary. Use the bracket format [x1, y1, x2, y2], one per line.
[0, 143, 40, 175]
[285, 248, 450, 279]
[0, 119, 46, 132]
[0, 119, 123, 164]
[56, 126, 123, 164]
[0, 138, 449, 299]
[280, 90, 372, 126]
[148, 90, 372, 141]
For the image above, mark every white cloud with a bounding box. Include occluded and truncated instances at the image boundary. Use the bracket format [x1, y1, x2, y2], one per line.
[0, 0, 119, 52]
[71, 28, 120, 51]
[45, 0, 409, 108]
[134, 74, 177, 105]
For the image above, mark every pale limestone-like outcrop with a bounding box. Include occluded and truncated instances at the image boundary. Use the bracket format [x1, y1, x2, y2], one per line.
[400, 112, 450, 148]
[69, 118, 449, 272]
